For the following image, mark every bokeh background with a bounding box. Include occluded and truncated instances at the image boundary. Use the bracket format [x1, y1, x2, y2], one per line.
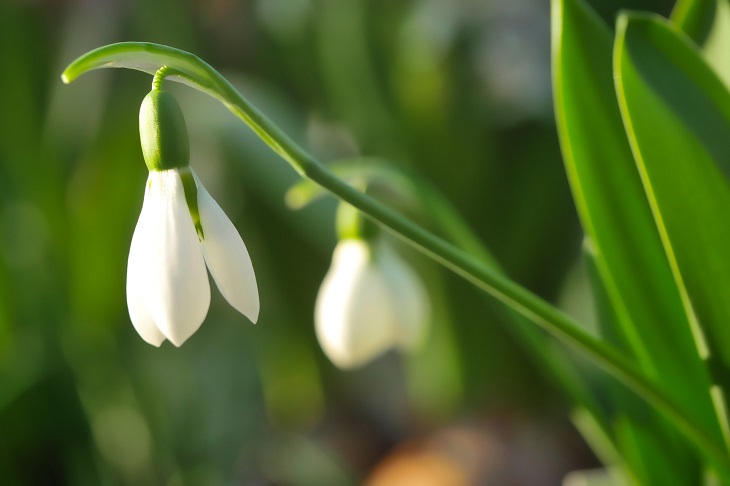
[0, 0, 676, 484]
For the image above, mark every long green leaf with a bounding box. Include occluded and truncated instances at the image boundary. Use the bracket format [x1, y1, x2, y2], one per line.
[614, 9, 730, 455]
[553, 0, 721, 425]
[584, 246, 699, 485]
[553, 0, 727, 478]
[553, 0, 705, 379]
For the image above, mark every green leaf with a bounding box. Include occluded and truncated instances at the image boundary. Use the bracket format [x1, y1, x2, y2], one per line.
[615, 7, 730, 428]
[553, 0, 720, 425]
[553, 0, 727, 477]
[614, 11, 730, 388]
[554, 0, 693, 375]
[584, 247, 700, 485]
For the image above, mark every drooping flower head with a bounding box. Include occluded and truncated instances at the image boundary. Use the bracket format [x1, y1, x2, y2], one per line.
[315, 203, 430, 368]
[127, 84, 259, 347]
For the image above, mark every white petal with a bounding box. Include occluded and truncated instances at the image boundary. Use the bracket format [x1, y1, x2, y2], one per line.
[315, 240, 396, 368]
[144, 169, 211, 346]
[126, 179, 166, 346]
[379, 243, 430, 351]
[195, 174, 259, 323]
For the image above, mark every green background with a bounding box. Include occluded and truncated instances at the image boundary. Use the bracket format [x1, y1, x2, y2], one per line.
[0, 0, 678, 484]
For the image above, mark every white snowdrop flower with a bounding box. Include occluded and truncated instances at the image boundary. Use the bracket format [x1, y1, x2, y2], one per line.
[126, 87, 259, 347]
[315, 238, 430, 369]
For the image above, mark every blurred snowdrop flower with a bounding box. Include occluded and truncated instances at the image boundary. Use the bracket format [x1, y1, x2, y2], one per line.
[127, 87, 259, 347]
[315, 238, 430, 369]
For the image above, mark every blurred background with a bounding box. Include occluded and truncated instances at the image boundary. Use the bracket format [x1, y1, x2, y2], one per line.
[0, 0, 677, 484]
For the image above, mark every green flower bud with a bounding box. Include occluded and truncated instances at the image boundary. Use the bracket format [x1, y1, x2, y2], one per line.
[139, 89, 190, 171]
[336, 200, 379, 243]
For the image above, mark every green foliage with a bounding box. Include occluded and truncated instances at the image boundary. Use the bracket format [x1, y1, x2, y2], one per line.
[5, 0, 730, 484]
[554, 0, 730, 482]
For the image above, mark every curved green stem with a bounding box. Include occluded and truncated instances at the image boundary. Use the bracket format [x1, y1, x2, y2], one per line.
[61, 42, 730, 476]
[152, 66, 171, 91]
[288, 158, 498, 265]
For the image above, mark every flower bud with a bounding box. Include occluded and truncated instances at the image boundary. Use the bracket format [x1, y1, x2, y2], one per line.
[315, 238, 430, 369]
[139, 89, 190, 171]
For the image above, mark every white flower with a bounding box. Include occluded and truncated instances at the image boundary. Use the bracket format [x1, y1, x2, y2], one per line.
[315, 238, 430, 369]
[126, 168, 259, 347]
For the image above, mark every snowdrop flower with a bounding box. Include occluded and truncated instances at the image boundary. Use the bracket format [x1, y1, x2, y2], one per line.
[315, 238, 430, 369]
[127, 87, 259, 347]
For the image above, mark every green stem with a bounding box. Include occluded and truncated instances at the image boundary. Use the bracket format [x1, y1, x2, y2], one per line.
[152, 66, 170, 91]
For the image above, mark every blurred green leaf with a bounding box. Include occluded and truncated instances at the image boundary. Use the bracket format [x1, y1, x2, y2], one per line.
[672, 0, 730, 90]
[673, 0, 719, 42]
